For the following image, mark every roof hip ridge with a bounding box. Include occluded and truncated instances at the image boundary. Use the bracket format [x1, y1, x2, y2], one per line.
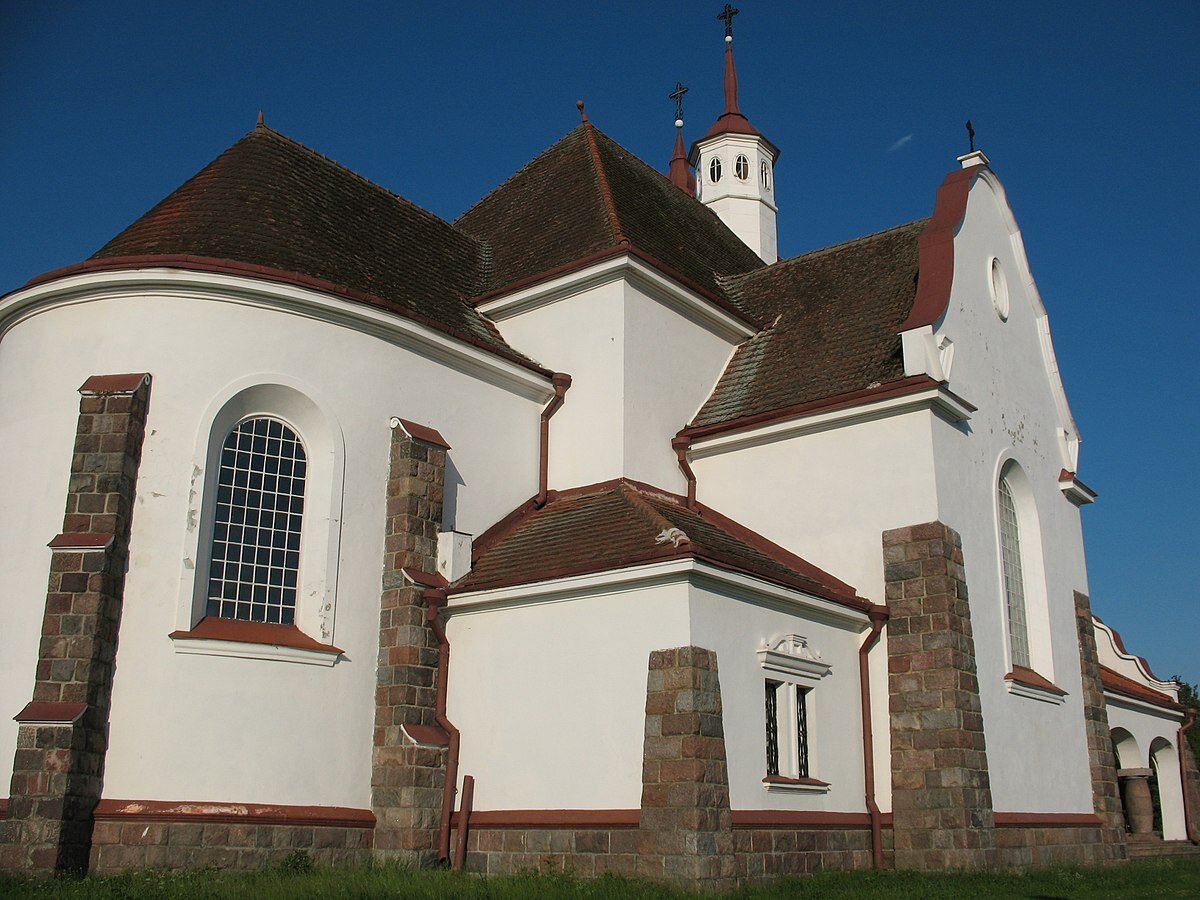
[581, 122, 626, 244]
[618, 481, 688, 545]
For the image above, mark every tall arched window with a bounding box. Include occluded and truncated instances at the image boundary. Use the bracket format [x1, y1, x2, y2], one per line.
[205, 417, 307, 625]
[998, 474, 1030, 668]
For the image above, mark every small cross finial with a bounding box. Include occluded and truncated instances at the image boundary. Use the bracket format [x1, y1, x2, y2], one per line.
[966, 120, 975, 153]
[669, 82, 689, 125]
[718, 4, 740, 39]
[577, 100, 587, 123]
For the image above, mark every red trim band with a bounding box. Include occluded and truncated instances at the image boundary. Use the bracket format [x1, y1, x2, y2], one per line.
[48, 532, 114, 551]
[761, 775, 830, 787]
[168, 617, 343, 655]
[14, 255, 554, 380]
[730, 810, 894, 829]
[14, 701, 87, 724]
[93, 799, 374, 829]
[681, 375, 972, 444]
[992, 812, 1102, 827]
[1005, 665, 1068, 696]
[1099, 665, 1184, 712]
[449, 809, 640, 829]
[78, 373, 150, 395]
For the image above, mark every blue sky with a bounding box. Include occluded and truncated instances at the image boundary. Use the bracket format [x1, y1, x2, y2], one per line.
[1, 1, 1196, 683]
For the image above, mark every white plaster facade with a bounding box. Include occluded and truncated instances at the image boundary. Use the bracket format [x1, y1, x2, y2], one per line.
[0, 115, 1191, 860]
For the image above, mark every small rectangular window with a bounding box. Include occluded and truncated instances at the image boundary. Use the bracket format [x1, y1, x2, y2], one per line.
[765, 680, 780, 777]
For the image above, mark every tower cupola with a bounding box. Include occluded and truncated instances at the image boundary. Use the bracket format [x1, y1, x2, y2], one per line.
[689, 4, 780, 263]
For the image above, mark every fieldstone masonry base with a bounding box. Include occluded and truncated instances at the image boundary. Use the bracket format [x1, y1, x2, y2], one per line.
[0, 375, 151, 874]
[638, 646, 735, 885]
[884, 520, 998, 869]
[88, 819, 372, 873]
[1072, 590, 1128, 860]
[371, 423, 449, 866]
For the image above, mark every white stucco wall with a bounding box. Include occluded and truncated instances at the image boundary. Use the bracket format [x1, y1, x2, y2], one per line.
[485, 267, 740, 495]
[0, 276, 544, 807]
[928, 173, 1093, 814]
[445, 567, 871, 814]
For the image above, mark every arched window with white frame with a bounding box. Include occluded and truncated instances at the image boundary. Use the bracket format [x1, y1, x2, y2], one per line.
[997, 473, 1031, 668]
[205, 416, 307, 625]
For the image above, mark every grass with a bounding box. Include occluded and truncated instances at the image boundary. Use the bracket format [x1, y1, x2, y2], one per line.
[0, 857, 1197, 899]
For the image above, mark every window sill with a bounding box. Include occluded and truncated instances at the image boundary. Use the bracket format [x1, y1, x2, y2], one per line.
[1004, 665, 1067, 705]
[762, 775, 831, 795]
[169, 617, 343, 667]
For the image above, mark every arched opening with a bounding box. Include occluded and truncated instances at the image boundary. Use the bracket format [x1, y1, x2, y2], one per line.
[1150, 736, 1187, 841]
[1111, 727, 1142, 834]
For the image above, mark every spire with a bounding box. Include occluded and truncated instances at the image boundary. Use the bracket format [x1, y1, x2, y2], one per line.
[697, 4, 766, 145]
[668, 82, 692, 193]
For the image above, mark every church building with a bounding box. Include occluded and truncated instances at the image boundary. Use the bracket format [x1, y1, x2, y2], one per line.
[1, 8, 1196, 883]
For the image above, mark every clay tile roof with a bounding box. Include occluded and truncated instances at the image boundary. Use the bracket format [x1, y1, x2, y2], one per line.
[89, 125, 518, 356]
[690, 219, 927, 429]
[1099, 665, 1184, 712]
[456, 124, 765, 304]
[455, 479, 866, 610]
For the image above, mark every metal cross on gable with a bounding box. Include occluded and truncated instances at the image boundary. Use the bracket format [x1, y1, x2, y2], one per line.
[718, 3, 740, 38]
[669, 82, 689, 122]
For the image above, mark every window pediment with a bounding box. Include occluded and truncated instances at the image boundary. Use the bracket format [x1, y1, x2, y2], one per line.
[757, 634, 831, 682]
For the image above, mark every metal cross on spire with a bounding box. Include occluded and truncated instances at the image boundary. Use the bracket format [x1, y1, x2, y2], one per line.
[669, 82, 689, 123]
[718, 4, 740, 38]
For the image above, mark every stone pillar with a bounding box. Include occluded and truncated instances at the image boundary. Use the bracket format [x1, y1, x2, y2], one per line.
[371, 419, 449, 866]
[1182, 727, 1200, 843]
[1118, 769, 1157, 839]
[883, 521, 996, 869]
[638, 646, 734, 887]
[0, 374, 151, 874]
[1072, 591, 1128, 857]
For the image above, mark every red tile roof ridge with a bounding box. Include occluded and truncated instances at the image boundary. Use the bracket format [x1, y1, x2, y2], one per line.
[582, 122, 625, 245]
[618, 482, 690, 546]
[721, 218, 931, 289]
[250, 125, 475, 252]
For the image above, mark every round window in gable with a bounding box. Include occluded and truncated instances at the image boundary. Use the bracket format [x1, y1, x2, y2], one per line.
[709, 157, 722, 183]
[735, 154, 749, 180]
[760, 160, 771, 189]
[989, 257, 1010, 321]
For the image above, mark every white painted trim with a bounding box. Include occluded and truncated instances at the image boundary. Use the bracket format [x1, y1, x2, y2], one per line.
[169, 634, 341, 667]
[475, 253, 756, 343]
[1005, 678, 1067, 706]
[1093, 618, 1181, 696]
[757, 634, 832, 683]
[763, 780, 832, 795]
[1059, 476, 1097, 506]
[0, 269, 555, 403]
[446, 558, 871, 629]
[687, 386, 973, 460]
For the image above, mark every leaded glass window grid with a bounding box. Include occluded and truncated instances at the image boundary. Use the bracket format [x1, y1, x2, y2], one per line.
[765, 680, 780, 776]
[796, 687, 810, 778]
[205, 417, 307, 626]
[998, 477, 1031, 668]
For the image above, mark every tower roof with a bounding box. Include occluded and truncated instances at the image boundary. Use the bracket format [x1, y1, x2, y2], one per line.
[691, 16, 778, 161]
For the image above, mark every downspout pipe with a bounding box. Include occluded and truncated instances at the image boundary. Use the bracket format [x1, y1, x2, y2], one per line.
[671, 435, 698, 510]
[424, 587, 460, 864]
[858, 604, 888, 868]
[536, 373, 572, 508]
[1180, 708, 1198, 844]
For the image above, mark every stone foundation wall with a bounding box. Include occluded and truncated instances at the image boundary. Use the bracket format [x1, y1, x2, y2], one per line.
[88, 819, 372, 873]
[993, 824, 1117, 868]
[731, 827, 882, 878]
[464, 827, 640, 876]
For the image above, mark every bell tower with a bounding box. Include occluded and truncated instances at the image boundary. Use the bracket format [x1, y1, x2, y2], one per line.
[689, 5, 780, 263]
